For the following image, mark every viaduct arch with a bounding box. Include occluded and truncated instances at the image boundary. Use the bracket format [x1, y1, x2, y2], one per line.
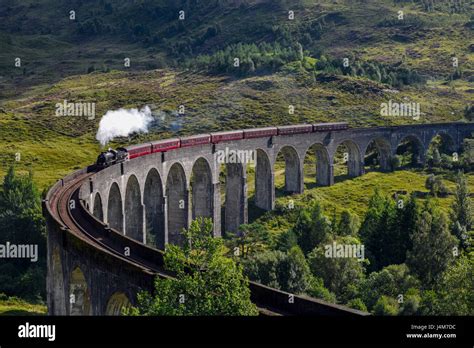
[44, 122, 474, 315]
[166, 162, 188, 246]
[125, 175, 143, 242]
[304, 143, 332, 187]
[92, 193, 103, 221]
[143, 168, 165, 249]
[276, 145, 302, 193]
[83, 122, 474, 248]
[191, 157, 214, 220]
[107, 183, 123, 232]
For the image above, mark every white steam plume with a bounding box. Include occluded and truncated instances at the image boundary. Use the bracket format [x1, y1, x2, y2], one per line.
[96, 106, 153, 146]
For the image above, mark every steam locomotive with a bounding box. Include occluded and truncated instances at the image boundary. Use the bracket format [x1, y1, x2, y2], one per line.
[96, 122, 349, 168]
[96, 148, 129, 168]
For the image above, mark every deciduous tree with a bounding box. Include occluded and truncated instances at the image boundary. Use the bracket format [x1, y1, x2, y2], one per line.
[130, 218, 258, 316]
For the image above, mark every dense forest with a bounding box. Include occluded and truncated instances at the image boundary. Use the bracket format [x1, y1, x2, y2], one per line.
[227, 169, 473, 315]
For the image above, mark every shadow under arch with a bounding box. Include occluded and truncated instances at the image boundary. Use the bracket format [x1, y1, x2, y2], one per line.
[275, 145, 301, 194]
[364, 137, 392, 171]
[105, 292, 131, 316]
[429, 131, 456, 154]
[69, 267, 91, 315]
[333, 139, 363, 180]
[304, 143, 331, 187]
[144, 168, 165, 249]
[166, 162, 188, 246]
[125, 175, 143, 242]
[254, 148, 273, 211]
[191, 157, 213, 221]
[93, 192, 103, 221]
[396, 134, 425, 167]
[107, 182, 123, 233]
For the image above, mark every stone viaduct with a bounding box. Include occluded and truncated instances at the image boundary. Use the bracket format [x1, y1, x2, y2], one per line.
[44, 122, 474, 315]
[82, 122, 473, 243]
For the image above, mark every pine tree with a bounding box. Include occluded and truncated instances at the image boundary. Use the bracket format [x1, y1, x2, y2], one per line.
[407, 201, 457, 286]
[360, 190, 391, 271]
[450, 172, 472, 249]
[294, 201, 331, 255]
[361, 191, 418, 271]
[337, 210, 360, 236]
[389, 194, 417, 264]
[281, 246, 312, 294]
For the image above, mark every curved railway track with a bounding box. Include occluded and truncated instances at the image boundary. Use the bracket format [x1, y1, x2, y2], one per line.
[54, 171, 159, 274]
[46, 165, 368, 316]
[45, 122, 474, 316]
[46, 167, 291, 315]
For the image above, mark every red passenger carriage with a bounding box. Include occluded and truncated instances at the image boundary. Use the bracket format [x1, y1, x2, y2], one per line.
[277, 124, 313, 136]
[125, 143, 152, 159]
[211, 130, 244, 143]
[180, 134, 211, 147]
[151, 138, 181, 153]
[243, 127, 278, 139]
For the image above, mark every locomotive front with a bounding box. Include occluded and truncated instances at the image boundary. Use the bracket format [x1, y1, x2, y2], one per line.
[96, 148, 128, 168]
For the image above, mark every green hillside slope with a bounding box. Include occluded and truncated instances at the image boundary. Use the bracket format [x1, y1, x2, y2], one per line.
[0, 0, 473, 188]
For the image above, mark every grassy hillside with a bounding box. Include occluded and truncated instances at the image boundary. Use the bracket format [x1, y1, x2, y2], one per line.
[1, 0, 472, 96]
[0, 0, 472, 189]
[0, 295, 46, 316]
[252, 167, 474, 236]
[0, 68, 472, 189]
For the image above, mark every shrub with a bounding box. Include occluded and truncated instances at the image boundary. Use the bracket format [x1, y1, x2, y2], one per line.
[347, 298, 368, 312]
[373, 296, 399, 316]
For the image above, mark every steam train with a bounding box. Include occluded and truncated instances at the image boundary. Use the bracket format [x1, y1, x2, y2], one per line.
[96, 148, 129, 168]
[96, 122, 349, 168]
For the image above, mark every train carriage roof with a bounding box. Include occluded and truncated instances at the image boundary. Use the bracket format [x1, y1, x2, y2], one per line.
[211, 130, 244, 136]
[313, 122, 348, 126]
[180, 134, 211, 140]
[125, 143, 152, 151]
[278, 124, 313, 129]
[243, 126, 277, 132]
[151, 138, 180, 145]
